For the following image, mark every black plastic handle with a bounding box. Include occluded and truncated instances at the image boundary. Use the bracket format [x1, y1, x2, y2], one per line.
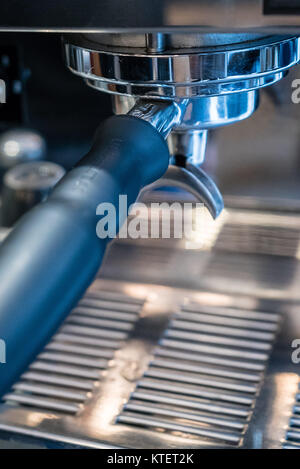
[0, 115, 169, 397]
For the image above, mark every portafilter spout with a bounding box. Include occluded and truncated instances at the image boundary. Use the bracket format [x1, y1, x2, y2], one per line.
[128, 99, 224, 219]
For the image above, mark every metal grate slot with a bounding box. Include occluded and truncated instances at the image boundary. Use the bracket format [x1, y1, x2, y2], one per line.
[13, 383, 88, 401]
[29, 361, 102, 379]
[182, 303, 280, 322]
[154, 348, 266, 371]
[214, 222, 300, 257]
[165, 329, 272, 351]
[79, 290, 145, 306]
[151, 358, 261, 382]
[130, 391, 252, 418]
[65, 316, 134, 331]
[21, 371, 95, 391]
[117, 414, 242, 445]
[45, 342, 115, 359]
[60, 324, 128, 340]
[78, 298, 142, 313]
[283, 380, 300, 449]
[170, 319, 275, 341]
[71, 307, 138, 322]
[160, 339, 269, 361]
[3, 394, 81, 414]
[137, 378, 255, 405]
[118, 300, 281, 446]
[174, 311, 278, 331]
[4, 289, 143, 414]
[124, 402, 246, 431]
[143, 369, 258, 394]
[53, 333, 122, 349]
[37, 352, 109, 369]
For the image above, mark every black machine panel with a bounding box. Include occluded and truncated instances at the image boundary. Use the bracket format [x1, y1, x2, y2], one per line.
[264, 0, 300, 14]
[0, 1, 300, 31]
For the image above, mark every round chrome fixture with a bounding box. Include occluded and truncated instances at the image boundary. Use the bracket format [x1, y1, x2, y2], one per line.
[113, 91, 259, 130]
[64, 34, 300, 99]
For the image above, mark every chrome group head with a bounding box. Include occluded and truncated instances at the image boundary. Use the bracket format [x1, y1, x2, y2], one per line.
[64, 33, 300, 217]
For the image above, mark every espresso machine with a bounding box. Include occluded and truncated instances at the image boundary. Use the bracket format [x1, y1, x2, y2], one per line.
[1, 0, 300, 449]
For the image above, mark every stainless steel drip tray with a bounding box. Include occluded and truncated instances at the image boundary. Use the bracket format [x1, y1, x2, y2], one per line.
[1, 203, 300, 449]
[0, 277, 299, 449]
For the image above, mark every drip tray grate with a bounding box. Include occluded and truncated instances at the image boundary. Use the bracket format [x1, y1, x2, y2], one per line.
[117, 299, 282, 447]
[0, 281, 289, 448]
[4, 289, 144, 415]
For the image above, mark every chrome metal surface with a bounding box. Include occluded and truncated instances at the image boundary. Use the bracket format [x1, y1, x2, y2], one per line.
[128, 99, 188, 139]
[113, 91, 259, 189]
[173, 92, 260, 130]
[2, 290, 143, 416]
[65, 35, 300, 99]
[127, 99, 224, 219]
[145, 33, 166, 53]
[0, 129, 46, 170]
[86, 33, 267, 49]
[142, 164, 224, 219]
[115, 92, 259, 130]
[0, 201, 300, 448]
[1, 162, 66, 226]
[86, 73, 285, 100]
[3, 161, 65, 191]
[117, 296, 281, 446]
[168, 130, 208, 165]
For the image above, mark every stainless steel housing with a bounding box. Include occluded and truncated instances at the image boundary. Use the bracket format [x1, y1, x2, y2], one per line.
[65, 35, 300, 99]
[113, 92, 260, 130]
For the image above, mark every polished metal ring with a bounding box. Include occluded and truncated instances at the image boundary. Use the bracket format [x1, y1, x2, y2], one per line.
[64, 35, 300, 99]
[113, 91, 259, 130]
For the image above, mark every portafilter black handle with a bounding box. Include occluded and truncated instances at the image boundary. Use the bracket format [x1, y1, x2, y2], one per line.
[0, 114, 169, 397]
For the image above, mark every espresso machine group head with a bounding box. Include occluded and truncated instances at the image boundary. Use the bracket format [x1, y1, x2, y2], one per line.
[63, 32, 300, 214]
